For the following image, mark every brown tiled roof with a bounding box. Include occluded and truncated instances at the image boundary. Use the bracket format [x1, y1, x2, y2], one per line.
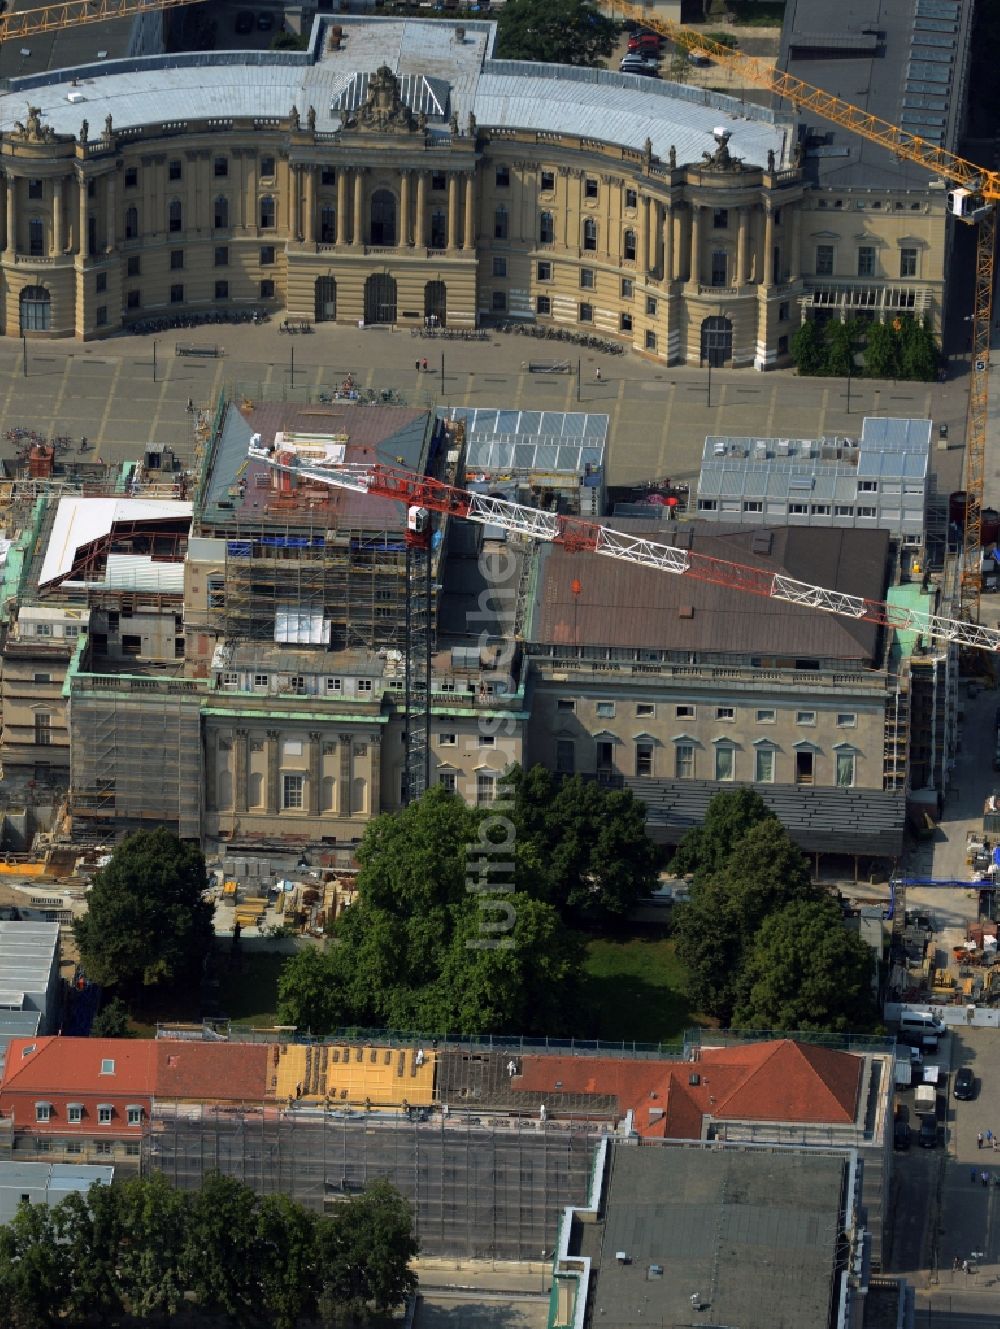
[698, 1040, 862, 1124]
[0, 1037, 156, 1096]
[530, 522, 888, 661]
[153, 1041, 271, 1102]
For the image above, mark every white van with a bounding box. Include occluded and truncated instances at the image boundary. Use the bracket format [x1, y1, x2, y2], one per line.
[899, 1009, 944, 1050]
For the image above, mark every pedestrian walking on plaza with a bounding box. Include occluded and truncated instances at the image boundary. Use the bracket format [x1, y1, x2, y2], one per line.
[595, 366, 602, 381]
[963, 1259, 970, 1274]
[415, 360, 420, 372]
[979, 1132, 984, 1148]
[987, 1129, 993, 1145]
[954, 1255, 961, 1271]
[982, 1170, 990, 1187]
[422, 357, 428, 372]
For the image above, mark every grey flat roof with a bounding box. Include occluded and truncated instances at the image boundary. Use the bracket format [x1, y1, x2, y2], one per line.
[780, 0, 973, 190]
[0, 1161, 114, 1190]
[443, 408, 607, 478]
[1, 16, 787, 167]
[579, 1145, 845, 1329]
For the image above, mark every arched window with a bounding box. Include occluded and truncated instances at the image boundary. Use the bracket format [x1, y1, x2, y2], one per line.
[168, 199, 182, 233]
[20, 286, 50, 332]
[494, 205, 508, 240]
[124, 206, 138, 241]
[320, 205, 336, 244]
[213, 196, 229, 230]
[369, 189, 397, 246]
[623, 228, 637, 262]
[582, 217, 597, 251]
[259, 195, 275, 229]
[539, 210, 554, 244]
[27, 218, 44, 257]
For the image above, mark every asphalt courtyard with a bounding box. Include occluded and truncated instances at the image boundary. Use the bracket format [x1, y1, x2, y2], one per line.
[0, 322, 970, 494]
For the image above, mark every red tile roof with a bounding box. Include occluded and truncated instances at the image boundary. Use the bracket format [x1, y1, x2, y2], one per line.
[154, 1041, 270, 1102]
[697, 1041, 862, 1124]
[0, 1037, 156, 1097]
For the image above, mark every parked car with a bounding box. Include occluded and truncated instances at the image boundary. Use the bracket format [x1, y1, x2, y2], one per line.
[234, 9, 253, 31]
[893, 1119, 911, 1151]
[918, 1116, 938, 1148]
[954, 1067, 976, 1100]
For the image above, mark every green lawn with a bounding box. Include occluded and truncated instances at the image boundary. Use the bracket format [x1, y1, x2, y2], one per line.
[215, 948, 286, 1027]
[581, 934, 711, 1046]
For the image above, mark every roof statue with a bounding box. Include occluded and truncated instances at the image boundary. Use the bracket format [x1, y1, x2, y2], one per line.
[669, 144, 676, 168]
[79, 119, 89, 145]
[307, 105, 316, 132]
[701, 126, 743, 172]
[767, 148, 776, 173]
[348, 65, 416, 133]
[449, 109, 459, 135]
[13, 105, 56, 144]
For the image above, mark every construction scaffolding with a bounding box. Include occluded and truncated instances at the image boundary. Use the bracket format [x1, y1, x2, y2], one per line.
[145, 1105, 603, 1260]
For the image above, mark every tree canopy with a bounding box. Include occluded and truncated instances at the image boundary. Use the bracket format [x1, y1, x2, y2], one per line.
[732, 897, 880, 1033]
[673, 790, 875, 1033]
[791, 315, 939, 381]
[496, 0, 619, 67]
[0, 1172, 415, 1329]
[278, 768, 658, 1037]
[74, 828, 214, 993]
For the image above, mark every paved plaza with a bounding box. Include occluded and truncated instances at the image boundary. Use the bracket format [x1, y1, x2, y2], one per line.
[0, 324, 969, 495]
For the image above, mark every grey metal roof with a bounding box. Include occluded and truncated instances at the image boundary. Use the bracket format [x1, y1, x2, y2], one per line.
[443, 407, 607, 478]
[333, 70, 450, 120]
[779, 0, 972, 189]
[578, 1145, 845, 1329]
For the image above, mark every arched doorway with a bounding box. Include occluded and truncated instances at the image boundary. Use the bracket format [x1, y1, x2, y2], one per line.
[19, 286, 50, 332]
[315, 276, 337, 323]
[369, 189, 397, 246]
[424, 280, 446, 328]
[701, 315, 732, 366]
[364, 274, 397, 325]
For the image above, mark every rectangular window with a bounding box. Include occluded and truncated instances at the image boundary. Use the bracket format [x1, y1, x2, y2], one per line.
[580, 268, 595, 289]
[492, 256, 507, 277]
[260, 155, 275, 177]
[536, 260, 552, 281]
[556, 739, 575, 774]
[124, 166, 138, 189]
[126, 1106, 143, 1126]
[431, 172, 446, 192]
[494, 208, 508, 240]
[674, 744, 693, 779]
[644, 330, 657, 351]
[636, 704, 655, 718]
[645, 295, 657, 316]
[836, 751, 856, 787]
[34, 623, 52, 637]
[585, 177, 598, 199]
[595, 701, 615, 718]
[857, 246, 875, 277]
[439, 772, 456, 794]
[755, 748, 774, 783]
[795, 750, 814, 785]
[67, 1105, 83, 1124]
[28, 179, 43, 200]
[715, 747, 735, 781]
[756, 708, 775, 724]
[34, 715, 51, 746]
[95, 272, 107, 294]
[357, 679, 373, 693]
[127, 256, 140, 277]
[796, 711, 816, 726]
[857, 506, 877, 518]
[557, 699, 575, 712]
[715, 706, 735, 721]
[260, 279, 275, 300]
[170, 284, 184, 304]
[97, 1106, 113, 1125]
[539, 212, 555, 244]
[835, 505, 854, 517]
[778, 301, 790, 321]
[476, 773, 497, 806]
[637, 741, 655, 777]
[214, 156, 228, 178]
[35, 1103, 50, 1123]
[836, 712, 857, 728]
[620, 312, 633, 332]
[282, 774, 304, 810]
[713, 207, 728, 229]
[495, 165, 510, 188]
[858, 480, 877, 493]
[621, 277, 633, 299]
[170, 249, 184, 270]
[491, 290, 506, 313]
[900, 248, 917, 278]
[625, 187, 638, 209]
[536, 295, 551, 315]
[815, 244, 834, 276]
[214, 245, 228, 267]
[788, 503, 807, 515]
[95, 306, 108, 328]
[540, 170, 554, 192]
[478, 735, 495, 748]
[675, 705, 695, 718]
[260, 245, 275, 265]
[438, 733, 457, 746]
[168, 160, 182, 181]
[95, 1141, 112, 1156]
[711, 251, 728, 286]
[743, 500, 763, 513]
[215, 280, 229, 300]
[126, 289, 140, 310]
[579, 302, 593, 323]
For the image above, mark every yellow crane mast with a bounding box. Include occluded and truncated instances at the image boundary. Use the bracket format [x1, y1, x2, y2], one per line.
[607, 1, 996, 621]
[0, 0, 207, 41]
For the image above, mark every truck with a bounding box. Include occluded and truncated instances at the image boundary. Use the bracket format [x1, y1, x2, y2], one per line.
[915, 1084, 937, 1114]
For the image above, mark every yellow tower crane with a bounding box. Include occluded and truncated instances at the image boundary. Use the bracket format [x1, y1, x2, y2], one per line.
[607, 2, 996, 622]
[0, 0, 207, 41]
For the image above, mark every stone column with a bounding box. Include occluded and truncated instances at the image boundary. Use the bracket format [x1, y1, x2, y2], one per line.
[77, 173, 88, 259]
[309, 731, 322, 817]
[1, 175, 9, 255]
[234, 729, 249, 814]
[447, 172, 459, 250]
[763, 206, 775, 286]
[689, 204, 702, 285]
[304, 165, 315, 243]
[51, 178, 63, 256]
[663, 203, 673, 283]
[205, 732, 218, 811]
[789, 204, 801, 281]
[336, 168, 346, 244]
[737, 208, 748, 286]
[415, 171, 426, 248]
[463, 171, 475, 250]
[647, 199, 659, 277]
[105, 172, 116, 251]
[266, 729, 280, 816]
[638, 195, 649, 278]
[352, 168, 363, 247]
[339, 735, 353, 816]
[400, 169, 411, 246]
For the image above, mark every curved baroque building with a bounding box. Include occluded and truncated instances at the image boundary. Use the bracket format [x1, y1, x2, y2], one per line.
[0, 16, 946, 365]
